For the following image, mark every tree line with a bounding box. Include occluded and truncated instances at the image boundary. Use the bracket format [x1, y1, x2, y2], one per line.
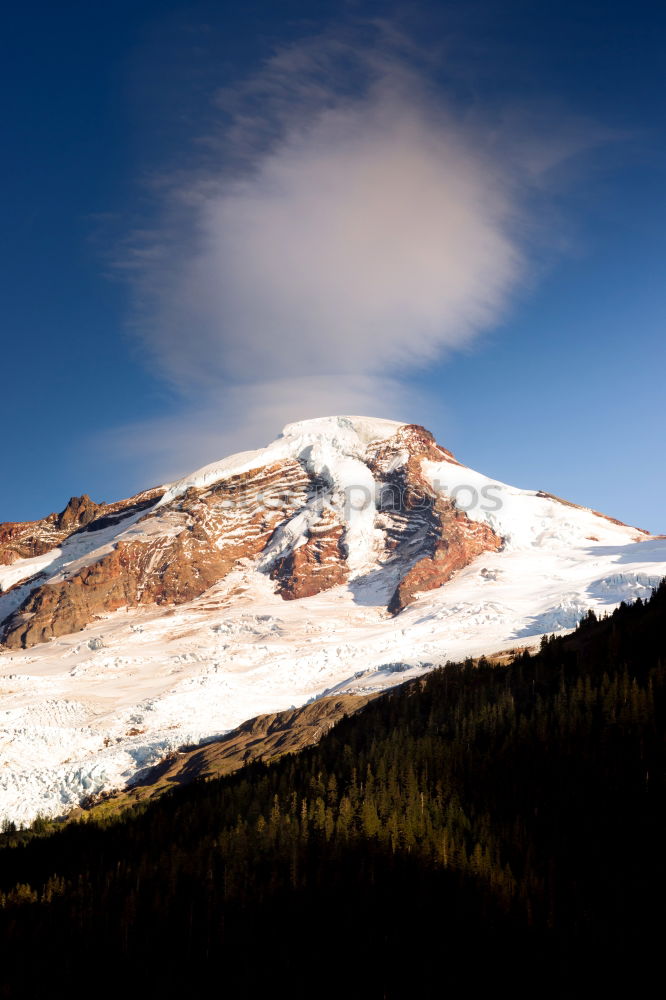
[0, 582, 664, 997]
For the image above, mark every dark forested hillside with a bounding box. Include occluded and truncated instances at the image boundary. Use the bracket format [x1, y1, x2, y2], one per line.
[1, 583, 664, 998]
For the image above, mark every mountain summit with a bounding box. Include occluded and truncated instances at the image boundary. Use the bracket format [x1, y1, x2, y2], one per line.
[1, 415, 664, 823]
[0, 417, 504, 648]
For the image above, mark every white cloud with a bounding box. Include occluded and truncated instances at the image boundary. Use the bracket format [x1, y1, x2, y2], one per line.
[116, 25, 602, 479]
[102, 375, 410, 489]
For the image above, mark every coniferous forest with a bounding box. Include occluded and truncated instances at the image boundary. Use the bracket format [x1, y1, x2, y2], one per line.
[0, 583, 664, 998]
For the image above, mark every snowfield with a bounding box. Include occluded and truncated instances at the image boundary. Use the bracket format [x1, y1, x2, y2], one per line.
[1, 415, 664, 825]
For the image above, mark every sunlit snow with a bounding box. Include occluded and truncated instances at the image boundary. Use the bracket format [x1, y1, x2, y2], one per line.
[1, 416, 664, 825]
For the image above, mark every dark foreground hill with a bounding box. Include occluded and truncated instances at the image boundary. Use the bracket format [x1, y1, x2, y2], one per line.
[0, 582, 664, 998]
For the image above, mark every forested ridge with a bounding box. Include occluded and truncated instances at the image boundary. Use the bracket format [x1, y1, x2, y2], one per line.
[0, 583, 664, 998]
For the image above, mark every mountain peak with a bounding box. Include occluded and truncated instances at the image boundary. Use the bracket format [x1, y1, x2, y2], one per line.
[279, 414, 406, 443]
[0, 416, 664, 824]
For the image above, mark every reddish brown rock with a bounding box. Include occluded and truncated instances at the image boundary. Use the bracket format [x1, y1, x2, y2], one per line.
[388, 502, 503, 614]
[271, 507, 348, 600]
[0, 422, 504, 649]
[0, 489, 163, 566]
[367, 422, 462, 478]
[366, 424, 503, 614]
[53, 495, 102, 531]
[1, 459, 330, 649]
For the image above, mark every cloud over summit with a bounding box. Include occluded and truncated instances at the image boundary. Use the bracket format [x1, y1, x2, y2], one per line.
[116, 25, 591, 478]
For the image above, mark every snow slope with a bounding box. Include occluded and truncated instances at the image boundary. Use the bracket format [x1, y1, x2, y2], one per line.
[1, 415, 664, 825]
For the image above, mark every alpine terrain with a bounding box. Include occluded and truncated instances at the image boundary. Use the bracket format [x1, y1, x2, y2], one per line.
[1, 415, 665, 824]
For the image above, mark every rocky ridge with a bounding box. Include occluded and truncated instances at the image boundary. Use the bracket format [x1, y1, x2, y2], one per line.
[0, 422, 503, 649]
[0, 491, 160, 565]
[1, 415, 663, 826]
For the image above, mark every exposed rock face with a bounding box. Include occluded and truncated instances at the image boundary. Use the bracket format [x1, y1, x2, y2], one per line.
[3, 531, 231, 649]
[387, 504, 502, 614]
[0, 496, 97, 565]
[368, 422, 462, 472]
[364, 424, 503, 613]
[0, 490, 162, 565]
[81, 693, 376, 815]
[0, 420, 504, 649]
[270, 506, 348, 599]
[53, 495, 102, 532]
[1, 461, 314, 648]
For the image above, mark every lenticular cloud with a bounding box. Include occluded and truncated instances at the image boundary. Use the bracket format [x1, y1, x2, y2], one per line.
[119, 32, 536, 473]
[172, 106, 518, 378]
[142, 87, 523, 391]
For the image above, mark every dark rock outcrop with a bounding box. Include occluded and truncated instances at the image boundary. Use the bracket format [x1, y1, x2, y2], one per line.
[270, 507, 348, 599]
[366, 424, 503, 613]
[0, 489, 163, 565]
[1, 423, 504, 649]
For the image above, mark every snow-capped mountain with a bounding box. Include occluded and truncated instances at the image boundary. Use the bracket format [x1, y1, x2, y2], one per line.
[1, 415, 665, 824]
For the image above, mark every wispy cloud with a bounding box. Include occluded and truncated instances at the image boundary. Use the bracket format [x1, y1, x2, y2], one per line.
[114, 22, 605, 481]
[102, 375, 409, 488]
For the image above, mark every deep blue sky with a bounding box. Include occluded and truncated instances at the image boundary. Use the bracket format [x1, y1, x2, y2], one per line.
[1, 0, 665, 532]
